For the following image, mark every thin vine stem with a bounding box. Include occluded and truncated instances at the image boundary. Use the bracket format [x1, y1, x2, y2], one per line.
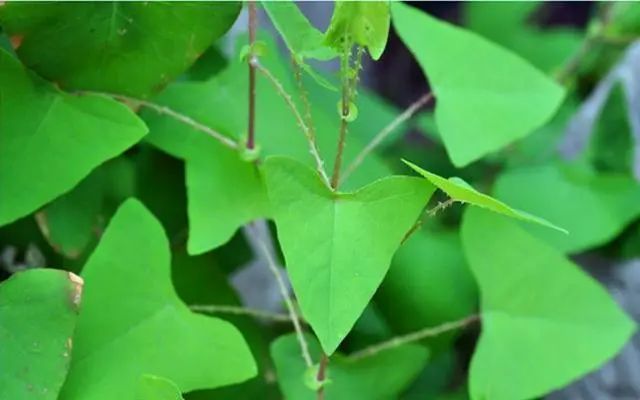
[189, 304, 294, 323]
[246, 1, 257, 149]
[291, 57, 317, 143]
[341, 92, 434, 184]
[247, 223, 314, 368]
[317, 353, 329, 400]
[401, 198, 458, 244]
[330, 46, 363, 189]
[85, 92, 239, 150]
[347, 314, 480, 361]
[252, 60, 331, 187]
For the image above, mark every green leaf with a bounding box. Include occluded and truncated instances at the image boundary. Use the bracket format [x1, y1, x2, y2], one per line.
[262, 157, 435, 354]
[0, 2, 241, 97]
[0, 269, 83, 400]
[465, 2, 582, 72]
[403, 160, 566, 233]
[392, 3, 565, 167]
[493, 163, 640, 253]
[262, 0, 336, 61]
[185, 148, 270, 255]
[271, 333, 428, 400]
[59, 199, 256, 400]
[136, 375, 184, 400]
[461, 208, 636, 400]
[324, 1, 391, 60]
[0, 48, 147, 227]
[585, 85, 635, 174]
[377, 229, 477, 351]
[35, 168, 104, 259]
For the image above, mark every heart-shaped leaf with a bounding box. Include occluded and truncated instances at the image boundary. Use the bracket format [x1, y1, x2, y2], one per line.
[0, 48, 147, 227]
[494, 163, 640, 253]
[404, 160, 566, 233]
[271, 333, 428, 400]
[262, 157, 435, 354]
[391, 2, 565, 167]
[59, 199, 256, 400]
[0, 2, 241, 96]
[0, 269, 83, 400]
[324, 1, 390, 60]
[462, 207, 635, 400]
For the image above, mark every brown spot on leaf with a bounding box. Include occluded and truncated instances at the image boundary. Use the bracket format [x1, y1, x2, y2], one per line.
[67, 272, 83, 311]
[10, 35, 23, 50]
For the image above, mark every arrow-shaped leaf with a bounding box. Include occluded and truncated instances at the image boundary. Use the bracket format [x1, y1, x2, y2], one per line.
[59, 199, 256, 400]
[462, 208, 635, 400]
[262, 157, 434, 354]
[391, 2, 565, 167]
[0, 48, 147, 226]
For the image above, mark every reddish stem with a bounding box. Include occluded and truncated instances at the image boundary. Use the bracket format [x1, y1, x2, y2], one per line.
[246, 1, 257, 149]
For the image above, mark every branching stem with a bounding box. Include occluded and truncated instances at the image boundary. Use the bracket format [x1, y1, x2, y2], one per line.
[252, 60, 330, 186]
[342, 92, 433, 184]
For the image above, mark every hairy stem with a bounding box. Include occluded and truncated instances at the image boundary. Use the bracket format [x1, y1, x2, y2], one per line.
[330, 46, 363, 189]
[252, 60, 330, 186]
[341, 92, 433, 184]
[189, 304, 294, 322]
[348, 314, 479, 361]
[292, 57, 317, 142]
[88, 92, 238, 150]
[246, 1, 258, 149]
[402, 198, 458, 244]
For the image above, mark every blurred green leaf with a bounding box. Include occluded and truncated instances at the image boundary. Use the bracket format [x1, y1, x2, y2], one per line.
[586, 85, 634, 174]
[462, 208, 635, 400]
[0, 269, 82, 400]
[465, 2, 582, 72]
[59, 199, 256, 400]
[494, 162, 640, 253]
[262, 0, 336, 61]
[377, 229, 477, 350]
[0, 2, 241, 96]
[262, 156, 434, 354]
[271, 333, 428, 399]
[392, 3, 565, 167]
[0, 48, 147, 227]
[35, 169, 104, 259]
